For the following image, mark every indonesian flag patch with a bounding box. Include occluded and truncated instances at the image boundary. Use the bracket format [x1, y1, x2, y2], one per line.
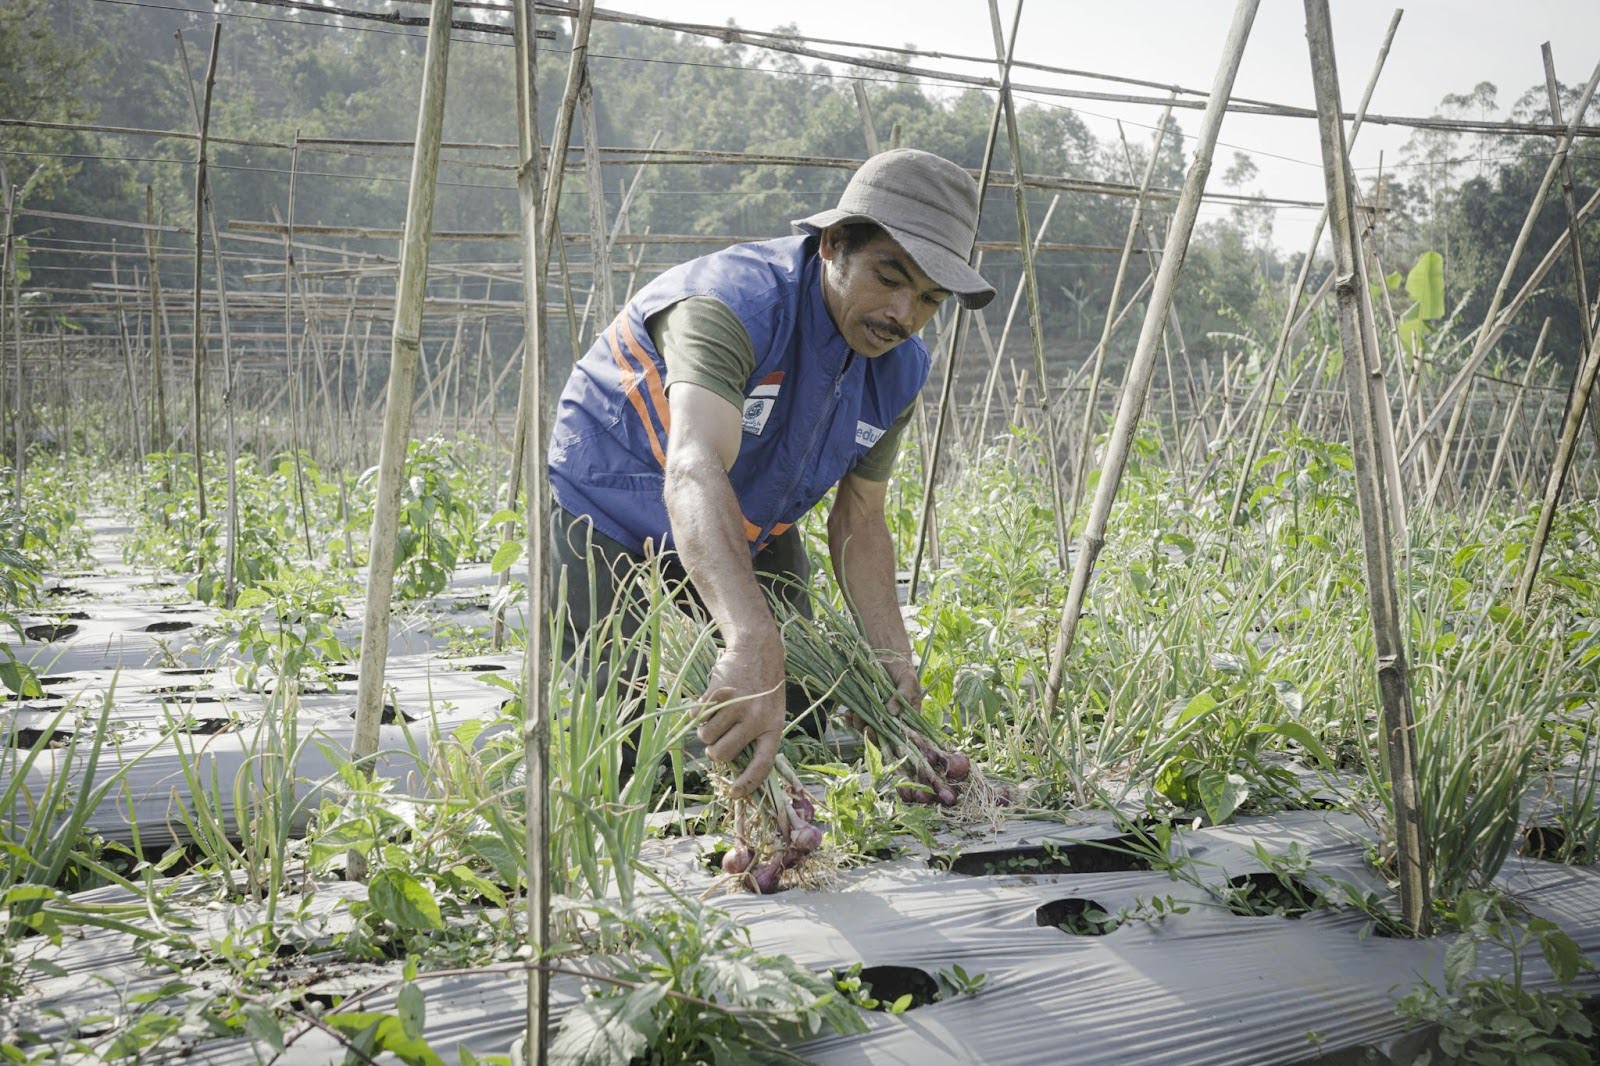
[741, 372, 784, 435]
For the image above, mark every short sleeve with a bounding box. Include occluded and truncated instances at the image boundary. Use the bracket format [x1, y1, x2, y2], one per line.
[852, 400, 916, 481]
[651, 296, 756, 410]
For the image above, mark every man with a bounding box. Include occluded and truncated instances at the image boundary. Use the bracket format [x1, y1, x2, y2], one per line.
[548, 148, 995, 800]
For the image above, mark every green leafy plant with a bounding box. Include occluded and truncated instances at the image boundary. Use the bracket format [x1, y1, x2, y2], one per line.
[0, 505, 44, 698]
[1218, 842, 1324, 918]
[551, 897, 867, 1064]
[1396, 890, 1594, 1065]
[207, 569, 355, 693]
[9, 457, 93, 570]
[346, 435, 509, 601]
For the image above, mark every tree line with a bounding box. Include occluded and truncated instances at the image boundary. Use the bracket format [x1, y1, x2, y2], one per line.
[2, 0, 1596, 380]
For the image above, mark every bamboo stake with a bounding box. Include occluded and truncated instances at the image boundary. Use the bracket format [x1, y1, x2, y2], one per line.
[853, 81, 881, 156]
[1515, 298, 1600, 609]
[539, 0, 596, 257]
[1225, 9, 1402, 525]
[1474, 331, 1545, 524]
[144, 187, 170, 458]
[1355, 240, 1408, 545]
[109, 245, 147, 465]
[280, 213, 339, 433]
[1043, 0, 1259, 714]
[335, 270, 357, 457]
[1110, 124, 1190, 479]
[497, 0, 596, 649]
[1, 180, 12, 490]
[53, 332, 68, 461]
[1305, 0, 1428, 934]
[904, 0, 1018, 603]
[513, 1, 552, 1059]
[283, 141, 316, 560]
[987, 0, 1072, 566]
[212, 201, 241, 608]
[8, 224, 20, 498]
[973, 193, 1058, 448]
[180, 24, 221, 528]
[1542, 45, 1600, 450]
[502, 0, 592, 531]
[177, 20, 243, 606]
[1066, 105, 1174, 540]
[351, 0, 456, 832]
[1515, 364, 1562, 497]
[578, 65, 613, 328]
[1415, 58, 1600, 509]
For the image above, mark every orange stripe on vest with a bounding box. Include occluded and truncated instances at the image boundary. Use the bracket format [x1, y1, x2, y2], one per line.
[605, 324, 667, 467]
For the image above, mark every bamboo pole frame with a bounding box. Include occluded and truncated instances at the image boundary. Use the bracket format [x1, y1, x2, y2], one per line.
[903, 4, 1016, 604]
[180, 24, 221, 529]
[143, 187, 171, 461]
[1304, 0, 1429, 934]
[986, 0, 1073, 570]
[178, 21, 243, 606]
[1224, 8, 1402, 527]
[1, 178, 13, 492]
[1515, 295, 1600, 610]
[1542, 45, 1600, 451]
[351, 0, 457, 812]
[1042, 0, 1261, 717]
[513, 1, 553, 1058]
[972, 193, 1058, 450]
[1414, 59, 1600, 511]
[1065, 101, 1174, 540]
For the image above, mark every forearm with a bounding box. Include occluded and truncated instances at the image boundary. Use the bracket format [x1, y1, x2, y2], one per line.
[665, 449, 779, 652]
[828, 493, 914, 670]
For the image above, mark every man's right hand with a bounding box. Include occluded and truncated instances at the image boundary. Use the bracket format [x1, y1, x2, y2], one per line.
[695, 639, 786, 799]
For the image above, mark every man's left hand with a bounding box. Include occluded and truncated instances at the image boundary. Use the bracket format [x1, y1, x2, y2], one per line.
[881, 653, 923, 719]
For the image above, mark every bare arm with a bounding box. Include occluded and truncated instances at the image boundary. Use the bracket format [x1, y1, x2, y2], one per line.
[664, 382, 785, 798]
[827, 471, 921, 714]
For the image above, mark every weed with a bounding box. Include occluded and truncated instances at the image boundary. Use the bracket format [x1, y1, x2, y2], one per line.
[553, 897, 867, 1062]
[1396, 890, 1594, 1064]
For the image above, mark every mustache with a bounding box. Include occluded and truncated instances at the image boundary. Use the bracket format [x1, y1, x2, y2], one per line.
[864, 318, 907, 342]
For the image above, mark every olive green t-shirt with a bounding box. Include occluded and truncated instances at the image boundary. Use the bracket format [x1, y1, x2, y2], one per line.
[649, 296, 913, 482]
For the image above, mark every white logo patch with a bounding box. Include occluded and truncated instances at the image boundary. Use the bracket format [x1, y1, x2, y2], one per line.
[742, 397, 774, 435]
[742, 377, 783, 435]
[855, 421, 886, 448]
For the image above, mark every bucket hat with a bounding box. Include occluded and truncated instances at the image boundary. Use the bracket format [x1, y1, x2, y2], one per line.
[794, 148, 995, 310]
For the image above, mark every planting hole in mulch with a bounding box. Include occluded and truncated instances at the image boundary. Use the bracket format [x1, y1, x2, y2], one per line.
[327, 670, 359, 683]
[23, 623, 79, 643]
[37, 675, 80, 687]
[160, 667, 213, 676]
[1223, 872, 1323, 918]
[44, 585, 89, 600]
[656, 812, 714, 838]
[937, 834, 1153, 876]
[9, 726, 74, 749]
[182, 716, 235, 735]
[1037, 897, 1122, 936]
[143, 620, 195, 634]
[460, 662, 507, 672]
[146, 684, 203, 695]
[1523, 824, 1593, 863]
[347, 703, 415, 724]
[842, 966, 939, 1012]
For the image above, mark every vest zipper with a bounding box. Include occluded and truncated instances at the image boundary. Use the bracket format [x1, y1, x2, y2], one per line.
[759, 350, 853, 546]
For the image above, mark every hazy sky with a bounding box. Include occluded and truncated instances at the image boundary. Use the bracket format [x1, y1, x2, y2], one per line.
[594, 1, 1600, 251]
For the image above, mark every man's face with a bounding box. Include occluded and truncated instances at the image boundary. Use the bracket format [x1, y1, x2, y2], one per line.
[818, 226, 951, 357]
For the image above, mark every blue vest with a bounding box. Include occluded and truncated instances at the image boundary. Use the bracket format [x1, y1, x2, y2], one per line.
[548, 235, 930, 555]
